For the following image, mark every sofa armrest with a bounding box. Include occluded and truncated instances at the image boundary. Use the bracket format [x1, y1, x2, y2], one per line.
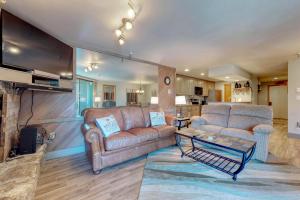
[81, 123, 105, 154]
[253, 124, 274, 135]
[165, 115, 176, 126]
[191, 116, 207, 126]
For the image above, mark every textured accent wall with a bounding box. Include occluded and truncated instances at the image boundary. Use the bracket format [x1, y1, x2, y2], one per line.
[158, 66, 176, 115]
[18, 89, 84, 152]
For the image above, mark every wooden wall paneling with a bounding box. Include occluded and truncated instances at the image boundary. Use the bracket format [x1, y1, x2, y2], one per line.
[41, 121, 84, 152]
[18, 83, 84, 153]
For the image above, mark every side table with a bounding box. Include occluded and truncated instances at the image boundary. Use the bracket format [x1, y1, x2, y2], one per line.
[176, 117, 190, 130]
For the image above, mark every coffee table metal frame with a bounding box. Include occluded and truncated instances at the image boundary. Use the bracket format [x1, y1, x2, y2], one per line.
[175, 131, 256, 181]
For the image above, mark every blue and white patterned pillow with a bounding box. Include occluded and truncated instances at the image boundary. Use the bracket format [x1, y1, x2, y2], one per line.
[150, 112, 166, 126]
[95, 115, 120, 137]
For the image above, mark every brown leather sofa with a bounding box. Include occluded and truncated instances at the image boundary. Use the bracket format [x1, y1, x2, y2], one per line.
[81, 106, 176, 174]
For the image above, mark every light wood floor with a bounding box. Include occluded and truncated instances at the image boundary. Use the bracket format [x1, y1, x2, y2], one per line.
[36, 119, 299, 200]
[35, 153, 146, 200]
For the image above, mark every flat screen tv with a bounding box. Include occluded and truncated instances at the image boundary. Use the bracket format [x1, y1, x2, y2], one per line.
[1, 10, 73, 80]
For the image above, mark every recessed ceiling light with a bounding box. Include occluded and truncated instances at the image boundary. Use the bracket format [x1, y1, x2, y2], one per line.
[274, 77, 278, 80]
[184, 69, 190, 72]
[115, 29, 122, 37]
[128, 8, 135, 19]
[225, 76, 230, 79]
[125, 21, 133, 30]
[200, 73, 205, 76]
[119, 38, 125, 45]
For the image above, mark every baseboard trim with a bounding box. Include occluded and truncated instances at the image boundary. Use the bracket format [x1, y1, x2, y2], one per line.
[288, 132, 300, 139]
[45, 146, 85, 160]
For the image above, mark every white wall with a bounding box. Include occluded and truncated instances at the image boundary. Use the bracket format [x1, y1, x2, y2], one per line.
[288, 58, 300, 135]
[250, 76, 258, 104]
[258, 85, 268, 105]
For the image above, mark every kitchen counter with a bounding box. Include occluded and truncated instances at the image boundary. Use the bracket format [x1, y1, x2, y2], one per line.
[176, 104, 202, 116]
[208, 102, 252, 105]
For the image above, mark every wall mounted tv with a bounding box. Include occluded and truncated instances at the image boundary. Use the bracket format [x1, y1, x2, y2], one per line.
[0, 10, 73, 80]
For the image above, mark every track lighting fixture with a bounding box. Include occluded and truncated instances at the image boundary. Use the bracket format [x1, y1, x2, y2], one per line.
[119, 37, 125, 45]
[114, 1, 143, 45]
[84, 63, 100, 72]
[125, 20, 133, 30]
[115, 29, 122, 37]
[128, 8, 135, 19]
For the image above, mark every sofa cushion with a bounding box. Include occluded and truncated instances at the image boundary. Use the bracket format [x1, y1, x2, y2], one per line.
[128, 128, 159, 142]
[151, 125, 176, 138]
[228, 105, 273, 130]
[195, 125, 224, 134]
[95, 115, 120, 137]
[104, 131, 139, 151]
[201, 105, 231, 127]
[142, 106, 160, 127]
[121, 107, 146, 130]
[220, 128, 254, 141]
[150, 112, 167, 126]
[84, 108, 125, 131]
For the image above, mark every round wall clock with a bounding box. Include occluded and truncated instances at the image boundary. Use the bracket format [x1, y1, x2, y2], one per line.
[164, 76, 171, 85]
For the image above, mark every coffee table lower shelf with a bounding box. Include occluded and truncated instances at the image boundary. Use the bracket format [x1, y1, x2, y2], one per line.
[184, 147, 242, 179]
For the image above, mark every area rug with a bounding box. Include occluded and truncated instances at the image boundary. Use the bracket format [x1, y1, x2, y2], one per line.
[138, 145, 300, 200]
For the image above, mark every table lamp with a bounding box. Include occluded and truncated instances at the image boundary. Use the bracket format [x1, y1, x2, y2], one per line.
[150, 96, 159, 104]
[94, 96, 101, 108]
[175, 96, 187, 117]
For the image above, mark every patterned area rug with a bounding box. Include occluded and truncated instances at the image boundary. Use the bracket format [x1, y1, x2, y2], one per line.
[138, 145, 300, 200]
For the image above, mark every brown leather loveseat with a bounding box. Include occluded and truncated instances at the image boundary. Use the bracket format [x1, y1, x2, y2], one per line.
[81, 106, 176, 174]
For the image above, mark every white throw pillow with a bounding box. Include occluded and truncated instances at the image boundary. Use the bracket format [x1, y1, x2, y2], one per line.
[95, 115, 120, 137]
[150, 112, 166, 126]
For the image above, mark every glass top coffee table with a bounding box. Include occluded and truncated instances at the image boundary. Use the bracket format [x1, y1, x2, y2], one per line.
[175, 128, 256, 181]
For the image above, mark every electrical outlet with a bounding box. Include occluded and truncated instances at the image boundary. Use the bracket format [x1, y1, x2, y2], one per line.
[48, 132, 56, 140]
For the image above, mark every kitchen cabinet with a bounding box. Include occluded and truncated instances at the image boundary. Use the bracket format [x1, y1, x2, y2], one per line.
[176, 75, 215, 96]
[176, 77, 183, 95]
[176, 76, 187, 95]
[202, 81, 208, 96]
[187, 78, 195, 95]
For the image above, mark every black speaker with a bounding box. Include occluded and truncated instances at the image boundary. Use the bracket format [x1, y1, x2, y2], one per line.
[18, 127, 37, 155]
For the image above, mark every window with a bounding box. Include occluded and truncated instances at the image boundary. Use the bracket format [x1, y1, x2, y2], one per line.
[77, 79, 94, 115]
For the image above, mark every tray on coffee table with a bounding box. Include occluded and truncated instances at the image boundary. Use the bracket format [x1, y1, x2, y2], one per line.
[175, 128, 256, 181]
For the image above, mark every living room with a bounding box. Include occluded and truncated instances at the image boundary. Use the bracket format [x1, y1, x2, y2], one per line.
[0, 0, 300, 200]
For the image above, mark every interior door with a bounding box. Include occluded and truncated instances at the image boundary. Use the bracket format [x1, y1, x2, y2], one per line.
[269, 85, 288, 119]
[224, 84, 232, 102]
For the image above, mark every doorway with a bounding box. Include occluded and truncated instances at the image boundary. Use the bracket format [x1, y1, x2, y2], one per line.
[269, 85, 288, 119]
[224, 84, 232, 102]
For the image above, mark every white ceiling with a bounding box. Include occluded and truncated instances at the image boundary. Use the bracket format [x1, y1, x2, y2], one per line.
[4, 0, 300, 79]
[76, 48, 158, 84]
